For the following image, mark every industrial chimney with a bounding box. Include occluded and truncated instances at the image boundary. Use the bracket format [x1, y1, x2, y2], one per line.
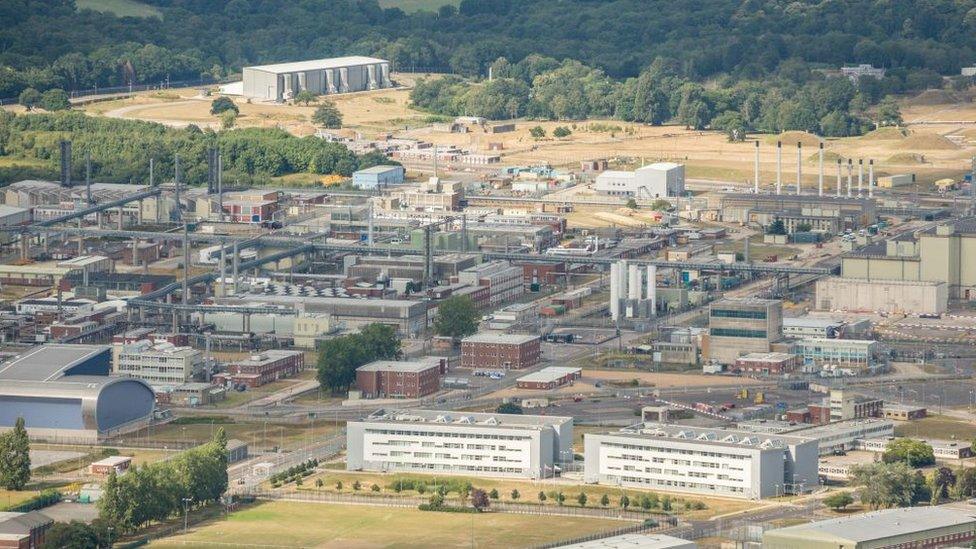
[59, 140, 72, 187]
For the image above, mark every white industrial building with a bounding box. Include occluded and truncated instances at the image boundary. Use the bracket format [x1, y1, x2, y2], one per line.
[788, 419, 895, 455]
[595, 163, 685, 199]
[346, 409, 573, 479]
[113, 340, 204, 386]
[242, 56, 391, 102]
[815, 277, 948, 316]
[583, 423, 819, 499]
[609, 260, 657, 321]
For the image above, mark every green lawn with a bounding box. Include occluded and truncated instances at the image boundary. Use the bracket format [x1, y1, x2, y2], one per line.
[377, 0, 460, 13]
[296, 471, 751, 520]
[893, 415, 976, 441]
[149, 500, 622, 548]
[76, 0, 161, 18]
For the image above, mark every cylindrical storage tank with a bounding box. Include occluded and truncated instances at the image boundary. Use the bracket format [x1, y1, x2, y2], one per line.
[646, 265, 657, 315]
[609, 262, 620, 320]
[628, 264, 641, 300]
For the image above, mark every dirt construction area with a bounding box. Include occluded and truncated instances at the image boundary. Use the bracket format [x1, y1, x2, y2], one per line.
[80, 85, 976, 188]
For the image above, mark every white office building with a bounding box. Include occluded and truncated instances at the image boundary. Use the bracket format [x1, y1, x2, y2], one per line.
[113, 340, 204, 386]
[595, 163, 685, 199]
[347, 409, 573, 479]
[787, 419, 895, 456]
[584, 423, 819, 500]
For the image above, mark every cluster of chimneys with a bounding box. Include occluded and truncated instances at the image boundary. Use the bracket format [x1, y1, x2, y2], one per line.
[753, 141, 874, 199]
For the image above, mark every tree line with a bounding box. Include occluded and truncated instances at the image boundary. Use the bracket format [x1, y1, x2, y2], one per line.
[410, 54, 916, 138]
[316, 324, 402, 394]
[0, 110, 396, 185]
[4, 0, 976, 101]
[97, 430, 228, 534]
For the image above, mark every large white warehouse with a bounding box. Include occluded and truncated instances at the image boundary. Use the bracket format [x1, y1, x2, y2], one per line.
[347, 409, 573, 479]
[595, 162, 685, 199]
[584, 423, 818, 499]
[242, 56, 391, 102]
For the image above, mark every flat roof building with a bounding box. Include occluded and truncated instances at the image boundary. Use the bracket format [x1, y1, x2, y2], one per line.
[242, 56, 391, 102]
[516, 366, 582, 390]
[763, 506, 976, 549]
[708, 298, 782, 365]
[0, 344, 155, 443]
[347, 409, 573, 479]
[352, 165, 405, 190]
[113, 340, 204, 387]
[558, 534, 695, 549]
[584, 423, 819, 499]
[595, 163, 685, 199]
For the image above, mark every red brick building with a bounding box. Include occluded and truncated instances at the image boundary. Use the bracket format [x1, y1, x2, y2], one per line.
[519, 261, 565, 287]
[461, 333, 541, 370]
[0, 512, 53, 549]
[214, 350, 304, 388]
[732, 352, 800, 375]
[356, 359, 441, 398]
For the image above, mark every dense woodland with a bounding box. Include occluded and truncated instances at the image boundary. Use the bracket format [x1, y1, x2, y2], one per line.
[0, 110, 394, 184]
[3, 0, 976, 100]
[409, 54, 911, 136]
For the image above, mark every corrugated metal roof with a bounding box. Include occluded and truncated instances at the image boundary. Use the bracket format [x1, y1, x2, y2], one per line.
[245, 56, 387, 74]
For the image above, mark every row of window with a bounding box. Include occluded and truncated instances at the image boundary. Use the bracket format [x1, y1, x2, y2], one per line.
[710, 328, 768, 339]
[618, 476, 746, 493]
[710, 309, 768, 319]
[603, 441, 750, 461]
[366, 429, 532, 442]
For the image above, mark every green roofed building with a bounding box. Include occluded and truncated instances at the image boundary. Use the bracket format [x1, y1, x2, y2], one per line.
[762, 506, 976, 549]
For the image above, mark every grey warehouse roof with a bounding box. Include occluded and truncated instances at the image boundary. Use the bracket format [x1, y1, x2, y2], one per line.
[766, 506, 976, 543]
[365, 408, 572, 430]
[246, 56, 388, 74]
[357, 359, 440, 373]
[462, 333, 538, 345]
[0, 344, 110, 381]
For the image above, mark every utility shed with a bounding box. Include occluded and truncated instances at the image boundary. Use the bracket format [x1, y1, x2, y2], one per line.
[352, 165, 405, 190]
[762, 506, 976, 549]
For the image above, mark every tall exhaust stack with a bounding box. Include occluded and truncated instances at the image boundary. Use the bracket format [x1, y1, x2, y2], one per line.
[818, 142, 824, 197]
[59, 140, 72, 187]
[836, 158, 842, 197]
[206, 147, 218, 194]
[857, 159, 863, 197]
[217, 153, 223, 222]
[776, 141, 782, 195]
[754, 141, 760, 193]
[796, 142, 802, 195]
[846, 159, 853, 197]
[609, 262, 621, 320]
[174, 154, 182, 222]
[868, 159, 874, 198]
[85, 150, 93, 204]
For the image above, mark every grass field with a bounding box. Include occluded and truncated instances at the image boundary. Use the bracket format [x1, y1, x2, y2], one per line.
[76, 0, 161, 18]
[149, 500, 622, 548]
[295, 470, 752, 520]
[377, 0, 460, 12]
[893, 415, 976, 441]
[120, 418, 339, 451]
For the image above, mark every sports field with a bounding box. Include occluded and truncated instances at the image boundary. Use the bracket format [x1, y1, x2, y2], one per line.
[148, 500, 622, 548]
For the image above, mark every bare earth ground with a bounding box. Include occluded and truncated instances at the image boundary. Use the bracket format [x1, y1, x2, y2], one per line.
[71, 86, 976, 189]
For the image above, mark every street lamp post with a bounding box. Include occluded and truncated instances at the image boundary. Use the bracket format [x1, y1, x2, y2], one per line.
[182, 497, 193, 534]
